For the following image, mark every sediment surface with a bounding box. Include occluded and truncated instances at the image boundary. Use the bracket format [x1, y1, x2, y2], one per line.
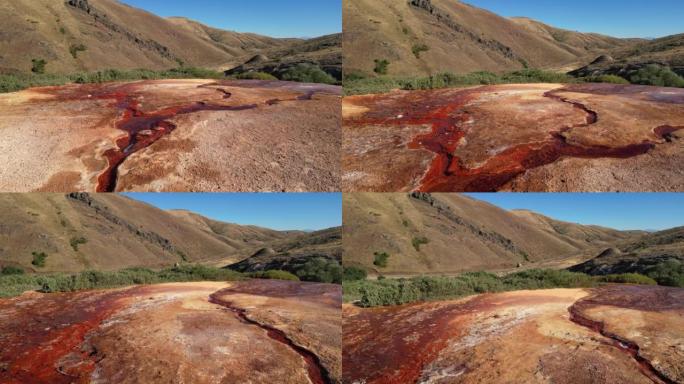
[342, 285, 684, 383]
[0, 280, 342, 383]
[342, 83, 684, 192]
[0, 79, 341, 192]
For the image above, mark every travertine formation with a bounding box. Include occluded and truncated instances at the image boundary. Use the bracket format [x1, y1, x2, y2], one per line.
[0, 280, 342, 384]
[343, 286, 684, 384]
[0, 79, 341, 192]
[343, 83, 684, 192]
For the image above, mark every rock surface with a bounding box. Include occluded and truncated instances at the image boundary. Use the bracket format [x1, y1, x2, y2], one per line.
[0, 280, 342, 384]
[0, 79, 341, 192]
[343, 83, 684, 192]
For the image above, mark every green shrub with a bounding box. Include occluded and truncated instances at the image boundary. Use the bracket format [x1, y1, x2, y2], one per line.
[343, 70, 368, 82]
[70, 236, 87, 251]
[69, 44, 87, 59]
[373, 252, 390, 268]
[249, 270, 300, 281]
[280, 64, 336, 84]
[644, 260, 684, 287]
[1, 266, 24, 275]
[373, 59, 389, 75]
[31, 252, 47, 267]
[596, 273, 657, 285]
[412, 44, 429, 59]
[630, 64, 684, 87]
[294, 257, 342, 283]
[31, 59, 46, 74]
[585, 74, 630, 84]
[236, 71, 278, 80]
[343, 266, 367, 281]
[412, 236, 429, 251]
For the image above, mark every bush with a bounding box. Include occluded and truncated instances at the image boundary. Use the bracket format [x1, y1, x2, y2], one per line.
[412, 44, 429, 59]
[280, 64, 336, 84]
[294, 257, 342, 283]
[69, 44, 87, 59]
[343, 266, 368, 281]
[373, 59, 389, 75]
[31, 59, 46, 74]
[585, 74, 630, 84]
[1, 266, 24, 275]
[630, 64, 684, 87]
[412, 236, 429, 251]
[70, 236, 87, 251]
[31, 252, 47, 268]
[236, 71, 278, 80]
[644, 260, 684, 287]
[596, 273, 657, 285]
[373, 252, 390, 268]
[249, 270, 300, 281]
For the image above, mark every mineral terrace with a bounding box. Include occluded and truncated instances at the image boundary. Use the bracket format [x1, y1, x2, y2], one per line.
[0, 79, 341, 192]
[342, 84, 684, 192]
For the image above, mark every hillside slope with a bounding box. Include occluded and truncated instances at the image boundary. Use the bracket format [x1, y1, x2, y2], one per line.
[343, 0, 637, 76]
[343, 193, 641, 275]
[0, 193, 305, 273]
[0, 0, 341, 76]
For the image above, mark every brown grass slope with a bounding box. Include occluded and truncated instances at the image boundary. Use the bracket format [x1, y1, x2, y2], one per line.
[343, 0, 638, 76]
[343, 193, 641, 275]
[0, 193, 302, 273]
[0, 0, 340, 74]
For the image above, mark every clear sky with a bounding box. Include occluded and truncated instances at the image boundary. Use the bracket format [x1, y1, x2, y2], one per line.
[463, 0, 684, 38]
[123, 193, 341, 231]
[465, 193, 684, 231]
[119, 0, 342, 38]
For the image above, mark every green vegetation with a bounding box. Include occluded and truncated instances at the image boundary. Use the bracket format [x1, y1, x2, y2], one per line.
[69, 44, 87, 59]
[31, 59, 46, 74]
[373, 252, 390, 268]
[0, 67, 224, 94]
[0, 265, 246, 298]
[412, 44, 429, 59]
[280, 63, 336, 84]
[343, 269, 659, 307]
[595, 273, 657, 285]
[1, 266, 24, 275]
[584, 74, 630, 84]
[31, 252, 47, 268]
[293, 257, 342, 284]
[643, 260, 684, 287]
[69, 236, 87, 251]
[248, 270, 300, 281]
[343, 266, 368, 281]
[344, 69, 576, 95]
[412, 236, 429, 251]
[235, 71, 278, 80]
[59, 26, 66, 35]
[629, 64, 684, 87]
[373, 59, 390, 75]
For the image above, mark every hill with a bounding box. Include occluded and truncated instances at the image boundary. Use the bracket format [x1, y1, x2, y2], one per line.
[569, 226, 684, 286]
[0, 0, 341, 79]
[0, 193, 337, 273]
[342, 193, 642, 275]
[343, 0, 637, 77]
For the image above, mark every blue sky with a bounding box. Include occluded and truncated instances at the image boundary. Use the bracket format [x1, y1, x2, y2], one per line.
[119, 0, 342, 38]
[465, 193, 684, 231]
[463, 0, 684, 38]
[123, 193, 341, 231]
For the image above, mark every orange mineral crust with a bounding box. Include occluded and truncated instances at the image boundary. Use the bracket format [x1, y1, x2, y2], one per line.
[342, 84, 684, 192]
[0, 79, 341, 192]
[342, 286, 684, 384]
[0, 281, 342, 384]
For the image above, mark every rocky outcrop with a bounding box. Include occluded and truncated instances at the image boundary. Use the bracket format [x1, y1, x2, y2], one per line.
[408, 0, 517, 60]
[66, 193, 177, 253]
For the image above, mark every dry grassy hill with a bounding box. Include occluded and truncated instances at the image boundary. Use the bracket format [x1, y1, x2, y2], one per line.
[343, 0, 638, 76]
[0, 0, 341, 77]
[343, 193, 642, 275]
[0, 193, 327, 273]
